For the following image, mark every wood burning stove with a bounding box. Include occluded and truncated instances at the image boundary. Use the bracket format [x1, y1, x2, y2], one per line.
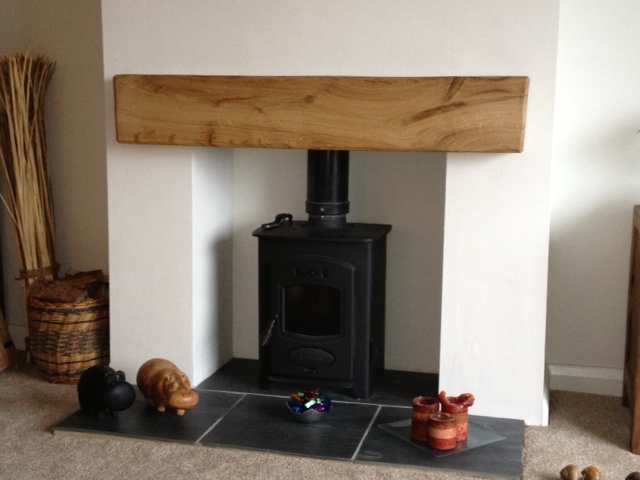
[253, 150, 391, 398]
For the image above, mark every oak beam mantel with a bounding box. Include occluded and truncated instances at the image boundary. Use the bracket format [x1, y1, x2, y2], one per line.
[114, 75, 529, 153]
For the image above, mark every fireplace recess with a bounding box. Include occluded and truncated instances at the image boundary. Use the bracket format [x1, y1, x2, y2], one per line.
[112, 73, 532, 408]
[253, 150, 391, 398]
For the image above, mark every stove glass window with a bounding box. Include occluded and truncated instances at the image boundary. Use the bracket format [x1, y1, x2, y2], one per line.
[284, 284, 341, 337]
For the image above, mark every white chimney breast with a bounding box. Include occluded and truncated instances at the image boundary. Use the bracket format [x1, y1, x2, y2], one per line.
[102, 0, 559, 425]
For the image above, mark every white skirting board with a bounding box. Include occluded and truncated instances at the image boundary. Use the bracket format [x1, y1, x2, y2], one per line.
[547, 363, 623, 397]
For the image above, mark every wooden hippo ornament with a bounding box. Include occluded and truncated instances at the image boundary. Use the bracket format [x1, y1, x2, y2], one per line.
[77, 365, 136, 419]
[136, 358, 199, 415]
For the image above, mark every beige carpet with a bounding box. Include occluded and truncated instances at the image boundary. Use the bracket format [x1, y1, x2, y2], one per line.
[1, 363, 639, 479]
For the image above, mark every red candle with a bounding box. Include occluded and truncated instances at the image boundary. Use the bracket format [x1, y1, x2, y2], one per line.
[439, 391, 475, 441]
[411, 396, 440, 442]
[428, 413, 457, 450]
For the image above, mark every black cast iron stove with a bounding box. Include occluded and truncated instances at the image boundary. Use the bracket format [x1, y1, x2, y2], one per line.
[253, 150, 391, 398]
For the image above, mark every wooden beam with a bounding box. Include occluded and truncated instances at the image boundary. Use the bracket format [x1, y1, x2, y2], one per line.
[114, 75, 528, 153]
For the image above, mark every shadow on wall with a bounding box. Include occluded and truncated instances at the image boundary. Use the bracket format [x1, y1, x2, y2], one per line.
[349, 151, 446, 373]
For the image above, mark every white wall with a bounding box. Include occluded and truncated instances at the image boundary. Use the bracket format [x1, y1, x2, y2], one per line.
[192, 147, 234, 383]
[547, 0, 640, 394]
[0, 0, 107, 348]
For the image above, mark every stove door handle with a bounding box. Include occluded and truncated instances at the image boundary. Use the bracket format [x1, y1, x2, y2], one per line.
[260, 318, 276, 347]
[261, 213, 293, 230]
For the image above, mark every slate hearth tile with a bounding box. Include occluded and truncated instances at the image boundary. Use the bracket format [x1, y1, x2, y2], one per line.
[197, 358, 263, 394]
[199, 394, 379, 460]
[356, 406, 524, 480]
[197, 358, 438, 407]
[55, 389, 242, 444]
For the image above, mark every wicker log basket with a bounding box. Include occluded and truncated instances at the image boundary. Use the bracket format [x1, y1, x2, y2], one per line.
[27, 270, 109, 384]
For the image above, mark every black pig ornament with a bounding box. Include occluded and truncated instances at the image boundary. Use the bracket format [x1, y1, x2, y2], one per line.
[77, 365, 136, 418]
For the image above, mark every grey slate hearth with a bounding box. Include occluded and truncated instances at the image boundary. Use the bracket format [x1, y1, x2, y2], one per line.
[55, 359, 524, 479]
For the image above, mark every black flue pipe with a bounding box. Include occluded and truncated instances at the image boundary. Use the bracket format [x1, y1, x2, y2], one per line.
[306, 150, 350, 228]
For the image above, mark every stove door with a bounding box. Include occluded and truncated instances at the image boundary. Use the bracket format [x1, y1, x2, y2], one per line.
[268, 254, 355, 380]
